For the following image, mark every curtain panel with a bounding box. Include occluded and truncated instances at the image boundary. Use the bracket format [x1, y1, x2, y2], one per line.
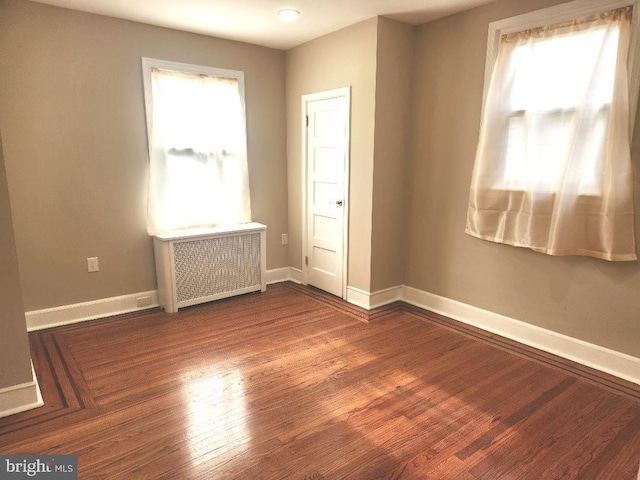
[466, 7, 636, 261]
[146, 68, 251, 235]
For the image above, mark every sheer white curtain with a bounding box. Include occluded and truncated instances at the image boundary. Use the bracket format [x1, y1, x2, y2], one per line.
[147, 67, 251, 234]
[466, 7, 636, 261]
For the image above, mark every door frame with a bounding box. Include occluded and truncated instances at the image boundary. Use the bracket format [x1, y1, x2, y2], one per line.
[301, 86, 351, 299]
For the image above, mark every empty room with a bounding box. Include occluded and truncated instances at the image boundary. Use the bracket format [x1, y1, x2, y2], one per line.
[1, 0, 639, 478]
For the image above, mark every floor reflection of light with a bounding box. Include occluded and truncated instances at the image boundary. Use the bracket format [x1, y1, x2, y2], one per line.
[182, 370, 248, 462]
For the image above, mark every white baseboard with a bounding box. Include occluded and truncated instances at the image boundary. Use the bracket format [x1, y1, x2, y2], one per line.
[26, 290, 159, 332]
[371, 286, 403, 308]
[346, 286, 370, 309]
[266, 267, 302, 285]
[266, 268, 290, 284]
[0, 363, 43, 419]
[346, 285, 403, 310]
[289, 268, 303, 284]
[402, 286, 640, 386]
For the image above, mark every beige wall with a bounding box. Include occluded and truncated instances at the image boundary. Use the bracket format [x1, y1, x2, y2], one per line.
[285, 18, 378, 292]
[370, 18, 414, 292]
[0, 0, 288, 311]
[0, 133, 33, 388]
[407, 0, 640, 357]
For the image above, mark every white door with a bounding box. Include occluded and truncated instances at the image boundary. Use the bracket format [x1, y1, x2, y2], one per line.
[304, 88, 350, 298]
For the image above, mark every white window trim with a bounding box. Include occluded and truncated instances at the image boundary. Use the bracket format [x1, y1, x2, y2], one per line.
[140, 57, 247, 154]
[482, 0, 640, 137]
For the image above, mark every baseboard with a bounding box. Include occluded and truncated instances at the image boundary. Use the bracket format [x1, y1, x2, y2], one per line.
[266, 268, 290, 284]
[26, 290, 159, 332]
[346, 285, 403, 310]
[0, 363, 43, 419]
[266, 267, 303, 285]
[401, 286, 640, 386]
[289, 268, 303, 284]
[371, 286, 403, 308]
[346, 286, 370, 309]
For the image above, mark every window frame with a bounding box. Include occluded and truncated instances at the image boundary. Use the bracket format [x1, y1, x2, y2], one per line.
[482, 0, 640, 140]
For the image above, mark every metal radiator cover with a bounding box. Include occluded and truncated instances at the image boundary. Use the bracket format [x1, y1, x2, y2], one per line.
[173, 232, 261, 303]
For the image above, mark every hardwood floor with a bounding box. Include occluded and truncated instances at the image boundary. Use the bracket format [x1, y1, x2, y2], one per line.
[1, 282, 639, 479]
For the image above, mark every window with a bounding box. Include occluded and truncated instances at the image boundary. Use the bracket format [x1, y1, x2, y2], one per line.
[142, 58, 251, 235]
[502, 23, 618, 193]
[466, 0, 640, 261]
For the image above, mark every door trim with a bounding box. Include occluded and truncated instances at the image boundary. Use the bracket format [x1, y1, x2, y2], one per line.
[301, 87, 351, 299]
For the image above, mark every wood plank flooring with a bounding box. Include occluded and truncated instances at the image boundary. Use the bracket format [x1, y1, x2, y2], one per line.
[1, 282, 639, 479]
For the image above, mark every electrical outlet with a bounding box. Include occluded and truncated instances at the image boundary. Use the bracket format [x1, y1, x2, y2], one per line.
[87, 257, 99, 273]
[282, 233, 289, 245]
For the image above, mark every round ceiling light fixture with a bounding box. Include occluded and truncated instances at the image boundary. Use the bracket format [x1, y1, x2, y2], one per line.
[278, 8, 300, 20]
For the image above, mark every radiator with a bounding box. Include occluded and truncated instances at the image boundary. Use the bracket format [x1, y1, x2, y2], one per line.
[152, 222, 266, 313]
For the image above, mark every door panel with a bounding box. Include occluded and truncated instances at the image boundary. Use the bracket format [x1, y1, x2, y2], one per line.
[305, 92, 349, 297]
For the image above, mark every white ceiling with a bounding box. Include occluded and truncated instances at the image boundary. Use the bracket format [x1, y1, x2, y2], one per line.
[30, 0, 498, 50]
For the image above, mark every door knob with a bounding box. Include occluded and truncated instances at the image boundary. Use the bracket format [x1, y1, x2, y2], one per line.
[336, 200, 343, 206]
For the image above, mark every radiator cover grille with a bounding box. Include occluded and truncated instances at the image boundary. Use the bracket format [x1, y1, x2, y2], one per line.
[173, 232, 262, 304]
